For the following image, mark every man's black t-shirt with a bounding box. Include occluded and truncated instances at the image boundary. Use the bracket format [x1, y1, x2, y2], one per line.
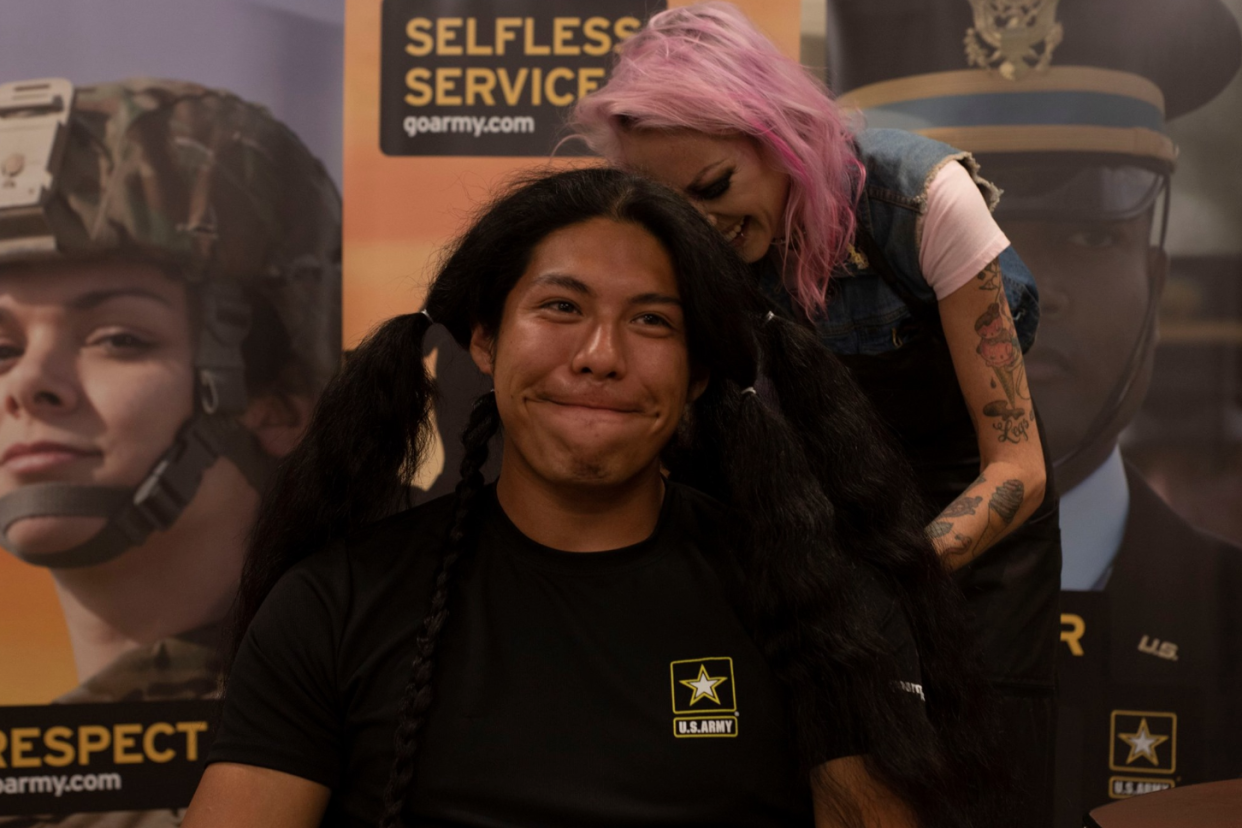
[209, 483, 921, 827]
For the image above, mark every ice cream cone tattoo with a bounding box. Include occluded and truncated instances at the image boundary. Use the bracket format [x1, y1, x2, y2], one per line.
[974, 261, 1032, 443]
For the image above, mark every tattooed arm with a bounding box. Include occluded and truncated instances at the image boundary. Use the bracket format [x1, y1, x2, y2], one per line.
[932, 257, 1047, 570]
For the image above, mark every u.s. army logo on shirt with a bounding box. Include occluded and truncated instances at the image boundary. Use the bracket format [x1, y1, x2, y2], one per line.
[670, 657, 738, 738]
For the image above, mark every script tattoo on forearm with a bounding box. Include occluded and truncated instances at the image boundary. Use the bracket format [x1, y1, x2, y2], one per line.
[973, 259, 1033, 444]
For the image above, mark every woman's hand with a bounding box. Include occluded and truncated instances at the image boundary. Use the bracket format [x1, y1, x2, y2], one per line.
[812, 755, 919, 828]
[182, 762, 331, 828]
[933, 257, 1047, 570]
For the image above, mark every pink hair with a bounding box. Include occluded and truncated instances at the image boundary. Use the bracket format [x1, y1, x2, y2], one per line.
[571, 1, 864, 318]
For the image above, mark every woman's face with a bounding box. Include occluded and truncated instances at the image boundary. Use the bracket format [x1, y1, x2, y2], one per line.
[471, 217, 705, 490]
[0, 261, 196, 555]
[618, 130, 790, 264]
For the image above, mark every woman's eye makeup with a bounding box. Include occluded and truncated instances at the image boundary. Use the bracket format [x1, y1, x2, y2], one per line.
[689, 169, 733, 201]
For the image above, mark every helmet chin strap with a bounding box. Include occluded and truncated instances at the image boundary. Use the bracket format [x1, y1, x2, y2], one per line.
[1052, 183, 1170, 480]
[0, 282, 275, 569]
[1049, 282, 1156, 478]
[0, 416, 273, 568]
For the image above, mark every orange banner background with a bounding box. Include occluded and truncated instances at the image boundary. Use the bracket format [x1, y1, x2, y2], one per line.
[0, 0, 800, 707]
[341, 0, 801, 347]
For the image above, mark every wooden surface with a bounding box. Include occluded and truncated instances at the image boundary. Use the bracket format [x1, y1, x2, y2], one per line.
[1087, 779, 1242, 827]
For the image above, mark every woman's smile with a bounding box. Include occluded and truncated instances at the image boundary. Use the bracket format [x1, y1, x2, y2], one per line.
[1, 439, 102, 477]
[618, 130, 789, 264]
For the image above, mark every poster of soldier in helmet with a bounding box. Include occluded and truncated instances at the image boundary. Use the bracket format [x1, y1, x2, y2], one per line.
[0, 1, 342, 822]
[812, 0, 1242, 824]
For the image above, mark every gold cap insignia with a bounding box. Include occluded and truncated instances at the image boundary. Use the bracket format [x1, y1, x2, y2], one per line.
[965, 0, 1064, 80]
[1, 153, 25, 179]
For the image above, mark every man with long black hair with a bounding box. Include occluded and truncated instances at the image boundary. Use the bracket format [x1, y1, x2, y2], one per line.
[184, 168, 998, 828]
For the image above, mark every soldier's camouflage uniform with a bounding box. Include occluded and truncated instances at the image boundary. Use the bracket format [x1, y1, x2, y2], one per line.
[0, 627, 221, 828]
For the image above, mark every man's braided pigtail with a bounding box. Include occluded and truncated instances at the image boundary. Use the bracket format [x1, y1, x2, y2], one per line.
[228, 312, 437, 672]
[377, 392, 500, 828]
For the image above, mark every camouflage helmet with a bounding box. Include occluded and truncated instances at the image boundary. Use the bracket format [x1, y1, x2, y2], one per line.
[0, 78, 342, 568]
[1, 76, 341, 397]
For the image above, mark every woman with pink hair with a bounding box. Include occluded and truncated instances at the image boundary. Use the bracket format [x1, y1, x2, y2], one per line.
[574, 3, 1060, 824]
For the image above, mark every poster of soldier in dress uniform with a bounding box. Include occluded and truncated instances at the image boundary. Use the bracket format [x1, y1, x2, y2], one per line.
[0, 2, 343, 823]
[812, 0, 1242, 824]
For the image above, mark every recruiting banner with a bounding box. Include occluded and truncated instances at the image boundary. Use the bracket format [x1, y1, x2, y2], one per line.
[344, 0, 800, 346]
[0, 703, 216, 812]
[380, 0, 650, 156]
[0, 1, 343, 821]
[344, 0, 801, 490]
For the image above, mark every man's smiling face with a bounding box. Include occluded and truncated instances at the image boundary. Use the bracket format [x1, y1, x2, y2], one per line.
[471, 217, 705, 490]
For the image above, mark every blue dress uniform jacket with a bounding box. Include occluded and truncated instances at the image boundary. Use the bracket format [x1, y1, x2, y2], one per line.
[1056, 465, 1242, 825]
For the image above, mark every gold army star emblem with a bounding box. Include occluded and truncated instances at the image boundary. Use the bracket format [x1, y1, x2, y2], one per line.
[679, 664, 728, 706]
[1118, 717, 1171, 766]
[964, 0, 1064, 80]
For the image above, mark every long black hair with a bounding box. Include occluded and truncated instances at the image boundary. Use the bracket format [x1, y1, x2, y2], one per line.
[228, 167, 1000, 827]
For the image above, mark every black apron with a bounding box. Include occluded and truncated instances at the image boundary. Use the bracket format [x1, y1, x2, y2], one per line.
[783, 228, 1062, 826]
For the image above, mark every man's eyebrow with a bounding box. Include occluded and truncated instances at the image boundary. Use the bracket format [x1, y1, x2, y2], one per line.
[67, 288, 175, 310]
[630, 292, 682, 307]
[531, 273, 594, 296]
[530, 275, 680, 307]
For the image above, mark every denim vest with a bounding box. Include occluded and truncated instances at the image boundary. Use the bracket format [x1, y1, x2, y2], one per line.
[756, 129, 1059, 689]
[806, 128, 1040, 356]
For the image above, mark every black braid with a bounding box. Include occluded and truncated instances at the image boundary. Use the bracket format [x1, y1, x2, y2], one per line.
[376, 393, 500, 828]
[758, 313, 938, 549]
[228, 312, 436, 673]
[753, 312, 1005, 824]
[672, 370, 992, 827]
[677, 379, 888, 759]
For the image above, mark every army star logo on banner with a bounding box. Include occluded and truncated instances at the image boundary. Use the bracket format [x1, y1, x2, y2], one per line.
[1109, 710, 1177, 774]
[964, 0, 1064, 80]
[1118, 718, 1170, 766]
